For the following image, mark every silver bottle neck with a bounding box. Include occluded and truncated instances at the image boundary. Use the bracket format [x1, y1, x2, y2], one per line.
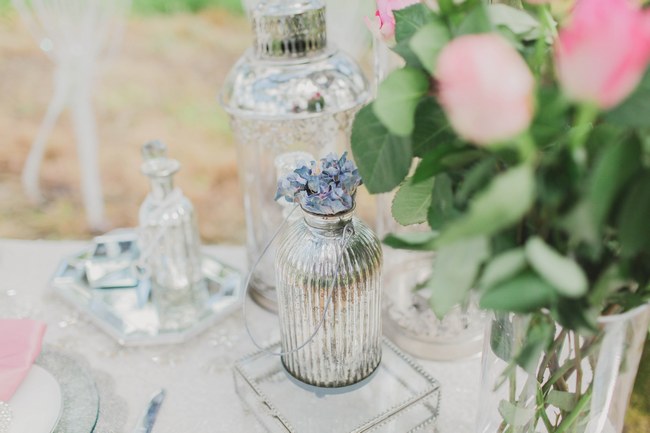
[301, 206, 355, 237]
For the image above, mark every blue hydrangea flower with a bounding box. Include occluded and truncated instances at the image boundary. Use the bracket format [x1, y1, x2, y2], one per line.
[275, 152, 363, 215]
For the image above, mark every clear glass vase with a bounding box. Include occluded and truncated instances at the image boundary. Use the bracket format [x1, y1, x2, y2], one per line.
[476, 304, 650, 433]
[377, 184, 485, 360]
[383, 254, 486, 361]
[275, 206, 383, 387]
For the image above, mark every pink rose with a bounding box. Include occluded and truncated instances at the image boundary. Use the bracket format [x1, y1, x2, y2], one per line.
[555, 0, 650, 109]
[435, 34, 535, 146]
[370, 0, 421, 40]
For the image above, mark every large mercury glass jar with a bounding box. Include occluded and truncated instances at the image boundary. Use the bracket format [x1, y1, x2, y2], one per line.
[220, 0, 370, 312]
[275, 205, 382, 387]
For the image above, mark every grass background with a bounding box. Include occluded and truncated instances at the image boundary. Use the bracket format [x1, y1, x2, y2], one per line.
[0, 0, 244, 14]
[132, 0, 243, 14]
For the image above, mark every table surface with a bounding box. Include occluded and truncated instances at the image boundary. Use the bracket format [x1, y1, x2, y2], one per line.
[0, 238, 481, 433]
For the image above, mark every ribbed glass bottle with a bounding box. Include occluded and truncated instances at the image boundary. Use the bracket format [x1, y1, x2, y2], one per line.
[275, 206, 383, 387]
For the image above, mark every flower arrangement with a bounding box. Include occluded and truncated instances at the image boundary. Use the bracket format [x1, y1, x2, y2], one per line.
[353, 0, 650, 431]
[275, 152, 362, 215]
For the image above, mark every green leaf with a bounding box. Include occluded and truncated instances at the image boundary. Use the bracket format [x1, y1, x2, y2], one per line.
[606, 68, 650, 127]
[456, 156, 498, 204]
[437, 165, 535, 245]
[456, 3, 492, 36]
[495, 24, 525, 52]
[411, 97, 456, 158]
[589, 136, 642, 227]
[410, 21, 450, 74]
[428, 236, 489, 318]
[411, 142, 459, 183]
[374, 68, 430, 136]
[551, 299, 598, 334]
[490, 313, 514, 362]
[392, 41, 425, 69]
[383, 232, 437, 251]
[525, 237, 588, 298]
[530, 86, 570, 145]
[617, 170, 650, 256]
[560, 200, 600, 247]
[392, 176, 435, 226]
[428, 174, 457, 230]
[438, 149, 484, 169]
[351, 104, 412, 193]
[487, 4, 542, 41]
[392, 4, 438, 69]
[515, 317, 553, 373]
[479, 248, 527, 292]
[411, 148, 483, 184]
[394, 4, 437, 43]
[589, 265, 626, 307]
[547, 390, 577, 411]
[498, 400, 536, 427]
[480, 272, 557, 313]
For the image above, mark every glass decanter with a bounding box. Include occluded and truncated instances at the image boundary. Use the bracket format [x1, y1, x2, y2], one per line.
[138, 140, 207, 329]
[275, 204, 383, 387]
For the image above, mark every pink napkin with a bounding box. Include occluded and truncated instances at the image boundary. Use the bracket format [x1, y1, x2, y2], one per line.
[0, 319, 46, 401]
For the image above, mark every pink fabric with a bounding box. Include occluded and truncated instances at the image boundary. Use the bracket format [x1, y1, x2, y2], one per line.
[0, 319, 46, 401]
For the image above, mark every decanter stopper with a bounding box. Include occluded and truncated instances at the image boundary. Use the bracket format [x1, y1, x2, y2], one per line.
[141, 139, 168, 160]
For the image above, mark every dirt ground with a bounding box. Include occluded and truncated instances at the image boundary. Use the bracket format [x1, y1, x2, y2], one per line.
[0, 9, 251, 242]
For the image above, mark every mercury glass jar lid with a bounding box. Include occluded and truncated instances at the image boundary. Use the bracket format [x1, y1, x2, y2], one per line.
[219, 0, 370, 120]
[252, 0, 327, 60]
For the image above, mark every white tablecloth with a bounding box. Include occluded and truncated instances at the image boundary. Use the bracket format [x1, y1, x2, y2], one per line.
[0, 239, 481, 433]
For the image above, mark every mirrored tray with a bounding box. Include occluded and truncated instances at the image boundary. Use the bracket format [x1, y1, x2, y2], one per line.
[51, 240, 243, 346]
[234, 338, 441, 433]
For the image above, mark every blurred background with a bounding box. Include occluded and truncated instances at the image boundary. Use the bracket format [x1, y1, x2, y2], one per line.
[1, 0, 255, 243]
[0, 0, 648, 429]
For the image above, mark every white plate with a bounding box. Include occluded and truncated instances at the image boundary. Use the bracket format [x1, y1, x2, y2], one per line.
[9, 365, 62, 433]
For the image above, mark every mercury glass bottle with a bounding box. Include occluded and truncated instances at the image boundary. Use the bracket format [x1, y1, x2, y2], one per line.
[220, 0, 370, 312]
[138, 141, 207, 328]
[275, 206, 382, 388]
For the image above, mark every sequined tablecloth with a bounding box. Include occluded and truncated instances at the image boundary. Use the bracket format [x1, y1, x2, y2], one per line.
[0, 238, 480, 433]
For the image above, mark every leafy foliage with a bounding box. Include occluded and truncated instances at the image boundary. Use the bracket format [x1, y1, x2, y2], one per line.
[351, 1, 650, 332]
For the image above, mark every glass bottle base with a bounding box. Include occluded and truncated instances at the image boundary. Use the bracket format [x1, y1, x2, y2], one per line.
[280, 354, 382, 389]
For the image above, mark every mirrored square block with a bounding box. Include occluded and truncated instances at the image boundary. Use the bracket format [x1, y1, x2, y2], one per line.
[51, 237, 242, 346]
[234, 339, 441, 433]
